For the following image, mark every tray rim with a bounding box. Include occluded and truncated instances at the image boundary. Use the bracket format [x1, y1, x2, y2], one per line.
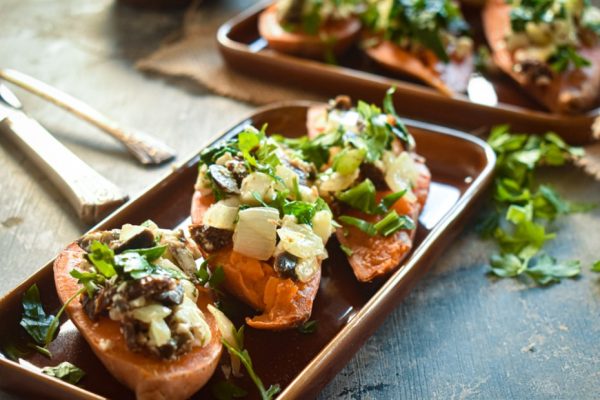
[0, 101, 496, 400]
[216, 1, 600, 133]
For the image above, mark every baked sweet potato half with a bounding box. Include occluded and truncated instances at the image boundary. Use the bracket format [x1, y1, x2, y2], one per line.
[483, 0, 600, 113]
[258, 1, 361, 59]
[53, 223, 222, 400]
[190, 126, 335, 330]
[362, 0, 475, 95]
[302, 93, 431, 282]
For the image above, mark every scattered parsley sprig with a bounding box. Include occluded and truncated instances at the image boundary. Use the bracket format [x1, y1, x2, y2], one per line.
[480, 125, 592, 285]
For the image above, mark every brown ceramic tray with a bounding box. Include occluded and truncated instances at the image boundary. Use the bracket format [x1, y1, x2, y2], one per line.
[217, 1, 599, 145]
[0, 102, 494, 400]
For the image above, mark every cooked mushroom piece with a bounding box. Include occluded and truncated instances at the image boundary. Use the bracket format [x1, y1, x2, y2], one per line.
[274, 251, 299, 279]
[189, 224, 234, 253]
[209, 164, 240, 194]
[78, 229, 120, 252]
[359, 162, 387, 190]
[114, 228, 155, 253]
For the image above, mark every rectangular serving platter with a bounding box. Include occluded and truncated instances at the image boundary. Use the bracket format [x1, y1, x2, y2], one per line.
[218, 1, 598, 145]
[0, 102, 495, 400]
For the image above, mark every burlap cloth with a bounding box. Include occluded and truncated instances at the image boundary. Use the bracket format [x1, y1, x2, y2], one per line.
[135, 2, 324, 105]
[136, 3, 600, 179]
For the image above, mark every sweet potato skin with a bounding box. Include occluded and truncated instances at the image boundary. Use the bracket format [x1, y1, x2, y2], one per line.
[364, 39, 474, 95]
[337, 164, 431, 282]
[54, 243, 222, 400]
[258, 4, 361, 58]
[482, 0, 600, 114]
[191, 192, 320, 330]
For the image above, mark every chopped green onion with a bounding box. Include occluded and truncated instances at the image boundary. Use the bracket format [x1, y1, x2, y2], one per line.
[373, 211, 415, 236]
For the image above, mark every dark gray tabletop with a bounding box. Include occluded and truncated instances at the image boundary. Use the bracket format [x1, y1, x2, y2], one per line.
[1, 0, 600, 399]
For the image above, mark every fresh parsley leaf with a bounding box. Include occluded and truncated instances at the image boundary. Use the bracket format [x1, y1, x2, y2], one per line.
[490, 253, 527, 278]
[195, 258, 211, 285]
[196, 260, 225, 292]
[122, 244, 167, 261]
[87, 241, 116, 278]
[41, 362, 85, 385]
[221, 340, 281, 400]
[209, 266, 226, 290]
[297, 320, 318, 334]
[283, 201, 317, 225]
[69, 269, 103, 298]
[2, 343, 30, 362]
[43, 288, 85, 349]
[481, 126, 591, 286]
[20, 284, 54, 346]
[592, 260, 600, 272]
[20, 283, 84, 355]
[212, 380, 248, 400]
[332, 148, 366, 175]
[337, 180, 377, 214]
[549, 45, 591, 73]
[525, 254, 581, 286]
[337, 180, 406, 215]
[114, 252, 154, 280]
[238, 128, 261, 167]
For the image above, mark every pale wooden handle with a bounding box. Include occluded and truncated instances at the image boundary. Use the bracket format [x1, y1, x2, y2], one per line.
[0, 69, 176, 165]
[1, 109, 128, 224]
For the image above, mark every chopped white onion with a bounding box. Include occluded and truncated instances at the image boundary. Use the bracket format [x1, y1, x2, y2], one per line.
[203, 201, 239, 230]
[173, 297, 211, 346]
[275, 164, 298, 191]
[131, 304, 172, 324]
[207, 304, 242, 376]
[233, 207, 279, 260]
[383, 151, 419, 201]
[155, 258, 185, 276]
[312, 210, 334, 244]
[295, 257, 319, 283]
[240, 172, 275, 205]
[299, 185, 318, 203]
[277, 216, 327, 259]
[149, 319, 171, 347]
[181, 279, 199, 302]
[318, 169, 359, 193]
[215, 152, 233, 166]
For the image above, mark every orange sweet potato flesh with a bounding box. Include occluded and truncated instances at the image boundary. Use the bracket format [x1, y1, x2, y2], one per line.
[483, 0, 600, 113]
[364, 39, 475, 96]
[191, 192, 320, 330]
[258, 4, 361, 58]
[54, 243, 222, 400]
[337, 163, 431, 282]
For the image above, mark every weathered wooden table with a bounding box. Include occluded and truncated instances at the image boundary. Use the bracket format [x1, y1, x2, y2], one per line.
[1, 0, 600, 399]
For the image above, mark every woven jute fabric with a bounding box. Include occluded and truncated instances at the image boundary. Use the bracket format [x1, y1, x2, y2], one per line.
[136, 2, 324, 105]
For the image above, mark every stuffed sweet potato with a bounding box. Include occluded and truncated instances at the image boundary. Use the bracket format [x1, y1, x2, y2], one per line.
[362, 0, 475, 95]
[258, 0, 362, 59]
[301, 93, 431, 282]
[483, 0, 600, 113]
[190, 126, 336, 330]
[54, 223, 222, 400]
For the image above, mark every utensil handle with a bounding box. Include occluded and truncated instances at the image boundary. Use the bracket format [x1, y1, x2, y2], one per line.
[0, 69, 176, 165]
[1, 110, 128, 224]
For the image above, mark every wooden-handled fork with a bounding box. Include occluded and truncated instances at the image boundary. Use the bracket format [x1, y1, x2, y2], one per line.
[0, 83, 129, 225]
[0, 68, 176, 166]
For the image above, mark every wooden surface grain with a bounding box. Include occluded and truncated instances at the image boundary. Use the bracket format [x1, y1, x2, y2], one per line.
[1, 0, 600, 399]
